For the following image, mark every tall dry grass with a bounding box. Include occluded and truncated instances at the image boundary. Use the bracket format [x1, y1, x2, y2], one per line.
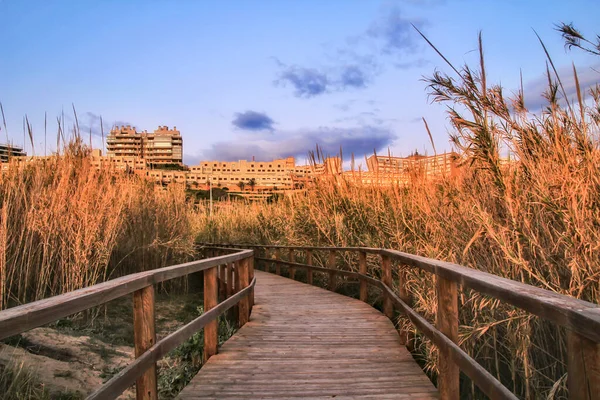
[0, 137, 198, 310]
[195, 30, 600, 398]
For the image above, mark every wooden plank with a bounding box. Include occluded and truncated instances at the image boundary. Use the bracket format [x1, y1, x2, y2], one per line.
[436, 277, 459, 400]
[381, 255, 393, 319]
[0, 249, 253, 341]
[88, 279, 255, 400]
[133, 285, 157, 400]
[567, 329, 600, 399]
[306, 250, 313, 285]
[179, 271, 437, 399]
[359, 251, 367, 303]
[204, 266, 218, 363]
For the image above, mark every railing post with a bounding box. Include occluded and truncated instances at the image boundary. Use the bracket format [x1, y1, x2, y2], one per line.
[359, 251, 367, 303]
[436, 277, 460, 399]
[249, 254, 255, 311]
[264, 248, 270, 273]
[133, 285, 157, 400]
[275, 249, 281, 275]
[328, 250, 336, 291]
[381, 255, 393, 319]
[238, 258, 250, 326]
[226, 262, 234, 297]
[218, 264, 226, 298]
[567, 330, 600, 399]
[233, 261, 240, 327]
[289, 249, 296, 280]
[306, 250, 313, 285]
[203, 265, 218, 363]
[397, 265, 411, 347]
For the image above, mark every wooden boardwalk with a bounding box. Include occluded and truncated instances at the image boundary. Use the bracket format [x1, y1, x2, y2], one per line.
[178, 270, 437, 399]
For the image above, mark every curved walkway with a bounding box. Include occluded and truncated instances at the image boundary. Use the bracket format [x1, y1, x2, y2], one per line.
[178, 270, 438, 399]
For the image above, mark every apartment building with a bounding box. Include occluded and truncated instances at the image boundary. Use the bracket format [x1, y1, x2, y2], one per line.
[90, 149, 148, 171]
[366, 152, 459, 178]
[0, 143, 26, 162]
[107, 125, 183, 166]
[342, 152, 460, 186]
[183, 156, 341, 190]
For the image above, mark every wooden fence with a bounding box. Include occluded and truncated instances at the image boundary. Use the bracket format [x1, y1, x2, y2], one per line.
[0, 248, 255, 400]
[211, 244, 600, 400]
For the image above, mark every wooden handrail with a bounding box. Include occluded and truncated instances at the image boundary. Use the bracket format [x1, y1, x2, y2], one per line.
[209, 242, 600, 400]
[0, 248, 255, 400]
[213, 244, 600, 342]
[0, 251, 252, 341]
[88, 277, 256, 400]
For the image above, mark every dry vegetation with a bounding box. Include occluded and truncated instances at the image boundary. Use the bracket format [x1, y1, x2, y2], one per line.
[0, 138, 197, 309]
[0, 23, 598, 399]
[195, 27, 600, 398]
[0, 135, 202, 398]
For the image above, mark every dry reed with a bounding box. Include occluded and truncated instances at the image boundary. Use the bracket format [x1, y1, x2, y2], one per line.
[194, 29, 600, 398]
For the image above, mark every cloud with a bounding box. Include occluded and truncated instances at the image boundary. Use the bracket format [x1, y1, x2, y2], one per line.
[523, 63, 600, 110]
[367, 6, 424, 54]
[76, 112, 131, 137]
[202, 125, 396, 161]
[276, 62, 376, 98]
[339, 65, 369, 88]
[274, 6, 427, 97]
[277, 66, 329, 97]
[232, 111, 275, 131]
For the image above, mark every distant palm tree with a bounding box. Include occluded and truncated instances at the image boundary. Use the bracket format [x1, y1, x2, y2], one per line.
[237, 181, 246, 191]
[248, 178, 256, 191]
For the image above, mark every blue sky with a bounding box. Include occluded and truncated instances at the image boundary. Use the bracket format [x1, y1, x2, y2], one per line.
[1, 0, 599, 167]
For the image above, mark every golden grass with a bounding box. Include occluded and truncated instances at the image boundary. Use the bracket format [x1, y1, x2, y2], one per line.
[0, 139, 198, 309]
[194, 35, 600, 398]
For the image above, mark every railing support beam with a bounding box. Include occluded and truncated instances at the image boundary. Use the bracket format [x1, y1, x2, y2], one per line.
[359, 251, 367, 303]
[567, 329, 600, 399]
[133, 285, 157, 400]
[436, 277, 459, 399]
[238, 258, 250, 326]
[275, 249, 281, 276]
[381, 255, 393, 319]
[306, 250, 313, 285]
[289, 249, 296, 280]
[397, 265, 410, 346]
[203, 265, 218, 362]
[328, 250, 336, 291]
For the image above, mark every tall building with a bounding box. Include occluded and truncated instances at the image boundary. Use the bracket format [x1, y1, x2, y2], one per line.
[351, 151, 460, 185]
[184, 156, 340, 189]
[366, 152, 458, 177]
[107, 125, 183, 166]
[0, 143, 26, 162]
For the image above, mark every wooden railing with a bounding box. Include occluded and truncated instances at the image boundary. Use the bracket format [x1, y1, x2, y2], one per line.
[211, 243, 600, 400]
[0, 248, 255, 400]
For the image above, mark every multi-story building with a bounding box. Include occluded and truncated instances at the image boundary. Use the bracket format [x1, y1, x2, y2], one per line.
[182, 156, 340, 190]
[348, 151, 459, 186]
[366, 152, 458, 177]
[0, 143, 26, 162]
[107, 125, 183, 166]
